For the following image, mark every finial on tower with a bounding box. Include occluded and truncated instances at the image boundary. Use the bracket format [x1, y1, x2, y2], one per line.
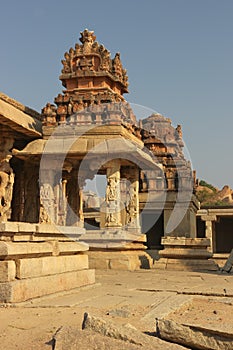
[79, 29, 96, 44]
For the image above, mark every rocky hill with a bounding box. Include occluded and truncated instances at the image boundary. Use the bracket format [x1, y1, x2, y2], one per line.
[196, 180, 233, 207]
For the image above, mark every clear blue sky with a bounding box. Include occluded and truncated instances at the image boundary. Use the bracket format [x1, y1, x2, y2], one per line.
[1, 0, 232, 189]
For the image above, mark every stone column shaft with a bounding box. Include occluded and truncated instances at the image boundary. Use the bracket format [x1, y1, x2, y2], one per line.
[125, 167, 141, 232]
[105, 160, 121, 228]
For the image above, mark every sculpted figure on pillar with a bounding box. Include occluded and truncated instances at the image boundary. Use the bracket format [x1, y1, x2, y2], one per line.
[0, 138, 14, 222]
[106, 177, 117, 201]
[39, 183, 56, 224]
[0, 170, 14, 222]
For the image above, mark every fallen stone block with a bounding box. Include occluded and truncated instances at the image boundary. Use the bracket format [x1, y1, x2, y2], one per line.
[53, 327, 147, 350]
[82, 313, 188, 349]
[156, 318, 233, 350]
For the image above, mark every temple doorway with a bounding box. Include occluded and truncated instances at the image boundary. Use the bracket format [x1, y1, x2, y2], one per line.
[215, 217, 233, 253]
[83, 174, 106, 230]
[141, 211, 164, 249]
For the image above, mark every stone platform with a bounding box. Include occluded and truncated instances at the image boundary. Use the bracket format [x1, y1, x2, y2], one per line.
[82, 230, 153, 270]
[155, 236, 219, 271]
[0, 222, 95, 303]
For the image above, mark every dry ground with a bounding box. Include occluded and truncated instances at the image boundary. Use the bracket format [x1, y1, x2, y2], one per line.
[0, 269, 233, 349]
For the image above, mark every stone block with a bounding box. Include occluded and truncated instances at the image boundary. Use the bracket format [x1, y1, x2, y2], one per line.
[0, 241, 89, 258]
[160, 248, 212, 259]
[87, 250, 152, 270]
[156, 318, 233, 350]
[36, 224, 85, 237]
[0, 222, 18, 233]
[15, 254, 88, 279]
[13, 234, 33, 242]
[88, 257, 110, 270]
[31, 235, 74, 242]
[0, 269, 95, 303]
[0, 261, 16, 282]
[36, 223, 60, 234]
[18, 222, 36, 233]
[156, 258, 218, 271]
[109, 258, 139, 270]
[200, 215, 217, 222]
[0, 241, 54, 258]
[82, 313, 186, 350]
[161, 237, 210, 247]
[57, 241, 89, 254]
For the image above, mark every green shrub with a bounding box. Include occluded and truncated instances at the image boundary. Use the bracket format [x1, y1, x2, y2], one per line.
[199, 180, 217, 193]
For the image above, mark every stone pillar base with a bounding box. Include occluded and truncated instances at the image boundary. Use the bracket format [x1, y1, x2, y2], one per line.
[155, 237, 219, 272]
[0, 222, 95, 303]
[82, 230, 152, 270]
[87, 250, 152, 270]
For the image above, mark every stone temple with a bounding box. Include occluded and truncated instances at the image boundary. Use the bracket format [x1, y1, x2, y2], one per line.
[0, 29, 218, 303]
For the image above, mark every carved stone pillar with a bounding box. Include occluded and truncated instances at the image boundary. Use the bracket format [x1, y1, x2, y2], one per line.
[78, 184, 84, 228]
[66, 169, 85, 227]
[105, 160, 121, 228]
[125, 167, 140, 232]
[55, 178, 68, 226]
[0, 137, 14, 222]
[39, 169, 57, 224]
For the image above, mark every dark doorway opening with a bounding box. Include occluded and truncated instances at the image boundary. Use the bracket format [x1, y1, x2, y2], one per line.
[196, 217, 206, 238]
[215, 217, 233, 253]
[141, 211, 164, 249]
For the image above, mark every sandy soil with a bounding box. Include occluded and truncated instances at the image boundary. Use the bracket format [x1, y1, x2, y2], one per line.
[0, 269, 233, 349]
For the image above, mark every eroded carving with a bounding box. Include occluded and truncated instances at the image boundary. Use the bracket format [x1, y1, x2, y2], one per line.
[0, 138, 14, 222]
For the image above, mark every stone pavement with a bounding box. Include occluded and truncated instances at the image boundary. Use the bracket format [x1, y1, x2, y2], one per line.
[19, 269, 233, 327]
[1, 269, 233, 349]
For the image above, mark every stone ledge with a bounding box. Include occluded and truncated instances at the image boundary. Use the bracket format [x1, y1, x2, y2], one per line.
[0, 269, 95, 303]
[161, 237, 211, 247]
[156, 236, 218, 272]
[160, 248, 212, 259]
[0, 241, 89, 259]
[155, 258, 218, 271]
[0, 222, 19, 233]
[15, 255, 88, 279]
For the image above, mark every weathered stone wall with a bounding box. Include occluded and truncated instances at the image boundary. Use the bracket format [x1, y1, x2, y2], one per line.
[0, 222, 95, 303]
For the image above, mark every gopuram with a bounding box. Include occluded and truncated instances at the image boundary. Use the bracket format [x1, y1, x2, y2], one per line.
[0, 29, 217, 302]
